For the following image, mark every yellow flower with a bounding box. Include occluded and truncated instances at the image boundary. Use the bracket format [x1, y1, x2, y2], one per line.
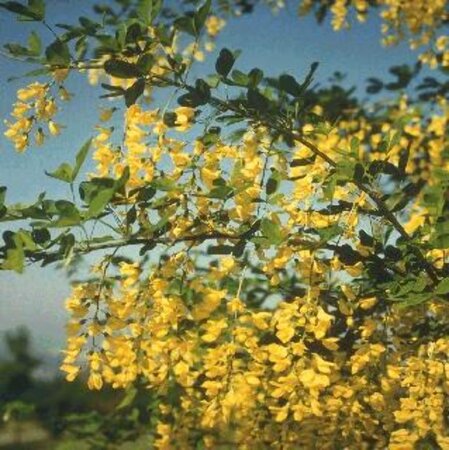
[17, 82, 46, 101]
[299, 369, 330, 390]
[99, 107, 116, 122]
[310, 307, 334, 339]
[60, 364, 80, 382]
[48, 120, 61, 136]
[276, 323, 295, 343]
[312, 354, 335, 374]
[205, 16, 226, 37]
[174, 106, 195, 132]
[192, 289, 226, 321]
[359, 296, 378, 310]
[227, 297, 244, 314]
[52, 68, 69, 83]
[245, 374, 261, 386]
[201, 318, 228, 343]
[35, 128, 45, 146]
[266, 343, 288, 361]
[119, 262, 141, 287]
[87, 372, 104, 390]
[201, 166, 220, 189]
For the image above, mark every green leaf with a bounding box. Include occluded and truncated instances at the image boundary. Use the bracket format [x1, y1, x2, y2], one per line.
[104, 59, 142, 79]
[435, 278, 449, 295]
[337, 244, 360, 266]
[1, 231, 28, 273]
[75, 36, 87, 59]
[72, 138, 92, 180]
[299, 62, 319, 93]
[247, 88, 269, 111]
[232, 240, 246, 257]
[7, 67, 49, 82]
[152, 214, 170, 233]
[137, 0, 162, 25]
[45, 39, 71, 66]
[195, 78, 211, 101]
[16, 230, 37, 251]
[0, 186, 7, 205]
[215, 48, 235, 78]
[126, 206, 137, 227]
[359, 230, 374, 247]
[206, 74, 220, 88]
[134, 186, 156, 203]
[318, 225, 343, 243]
[2, 247, 24, 273]
[177, 78, 212, 108]
[335, 160, 356, 182]
[54, 200, 81, 227]
[125, 78, 145, 107]
[78, 16, 100, 34]
[87, 187, 115, 217]
[194, 0, 211, 34]
[0, 1, 43, 20]
[231, 69, 249, 86]
[430, 219, 449, 248]
[397, 293, 432, 308]
[279, 74, 301, 96]
[202, 127, 221, 146]
[366, 77, 383, 94]
[4, 43, 31, 57]
[151, 177, 177, 191]
[208, 185, 233, 199]
[58, 233, 75, 261]
[431, 234, 449, 248]
[266, 170, 280, 196]
[261, 218, 283, 245]
[207, 245, 234, 255]
[27, 31, 41, 55]
[117, 387, 137, 410]
[79, 178, 114, 203]
[248, 68, 264, 87]
[177, 91, 206, 108]
[31, 228, 50, 244]
[137, 53, 154, 73]
[3, 31, 41, 58]
[350, 137, 360, 155]
[353, 163, 365, 183]
[174, 15, 196, 36]
[101, 83, 125, 92]
[28, 0, 44, 19]
[163, 111, 177, 127]
[393, 275, 428, 297]
[290, 156, 316, 167]
[87, 168, 129, 218]
[46, 138, 92, 183]
[46, 163, 73, 183]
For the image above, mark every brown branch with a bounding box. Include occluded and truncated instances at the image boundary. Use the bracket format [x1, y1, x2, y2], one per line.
[29, 231, 240, 264]
[283, 129, 439, 284]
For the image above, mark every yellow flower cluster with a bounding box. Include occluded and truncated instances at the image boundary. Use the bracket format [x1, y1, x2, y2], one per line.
[60, 248, 449, 448]
[4, 1, 449, 447]
[298, 0, 449, 68]
[91, 104, 196, 189]
[3, 82, 62, 151]
[53, 84, 449, 446]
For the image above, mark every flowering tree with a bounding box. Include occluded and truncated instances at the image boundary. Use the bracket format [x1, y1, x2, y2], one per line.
[2, 0, 449, 448]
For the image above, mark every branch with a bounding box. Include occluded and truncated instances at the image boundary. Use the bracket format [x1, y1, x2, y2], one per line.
[281, 128, 439, 284]
[29, 231, 241, 264]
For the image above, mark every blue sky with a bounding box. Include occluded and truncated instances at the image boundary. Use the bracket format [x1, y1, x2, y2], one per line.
[0, 0, 420, 356]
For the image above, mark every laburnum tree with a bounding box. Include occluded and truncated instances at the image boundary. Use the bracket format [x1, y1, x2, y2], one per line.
[2, 0, 449, 448]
